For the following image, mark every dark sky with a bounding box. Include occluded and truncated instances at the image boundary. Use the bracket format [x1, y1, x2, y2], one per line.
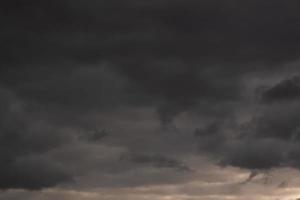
[2, 1, 300, 199]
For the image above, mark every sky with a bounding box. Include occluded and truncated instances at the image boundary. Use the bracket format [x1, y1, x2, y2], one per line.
[2, 0, 300, 199]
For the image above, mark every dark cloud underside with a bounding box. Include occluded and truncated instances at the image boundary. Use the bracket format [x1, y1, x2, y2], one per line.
[1, 0, 300, 191]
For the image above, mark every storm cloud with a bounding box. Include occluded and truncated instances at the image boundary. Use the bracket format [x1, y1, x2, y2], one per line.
[2, 1, 300, 200]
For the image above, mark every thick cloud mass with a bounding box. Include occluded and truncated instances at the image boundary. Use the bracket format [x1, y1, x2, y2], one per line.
[120, 153, 191, 171]
[0, 89, 72, 189]
[262, 76, 300, 103]
[2, 0, 300, 194]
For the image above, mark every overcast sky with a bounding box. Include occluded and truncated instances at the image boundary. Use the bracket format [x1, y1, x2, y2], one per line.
[2, 1, 300, 199]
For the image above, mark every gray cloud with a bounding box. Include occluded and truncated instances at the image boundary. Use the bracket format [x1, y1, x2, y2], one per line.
[0, 88, 72, 190]
[262, 76, 300, 103]
[2, 0, 300, 195]
[78, 129, 109, 143]
[120, 153, 191, 172]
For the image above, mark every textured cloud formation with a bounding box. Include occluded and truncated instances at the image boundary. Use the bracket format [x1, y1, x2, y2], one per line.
[262, 76, 300, 103]
[0, 89, 72, 189]
[120, 153, 191, 171]
[2, 1, 300, 200]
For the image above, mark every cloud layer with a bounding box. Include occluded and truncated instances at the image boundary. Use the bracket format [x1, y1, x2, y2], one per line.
[2, 1, 300, 199]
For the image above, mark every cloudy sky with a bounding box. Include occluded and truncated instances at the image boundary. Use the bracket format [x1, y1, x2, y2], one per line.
[2, 1, 300, 199]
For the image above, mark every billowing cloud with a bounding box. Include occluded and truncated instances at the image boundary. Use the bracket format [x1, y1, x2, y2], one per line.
[0, 88, 72, 189]
[262, 76, 300, 103]
[2, 1, 300, 200]
[120, 153, 191, 172]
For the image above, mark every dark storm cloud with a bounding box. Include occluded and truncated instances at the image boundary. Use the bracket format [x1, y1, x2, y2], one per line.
[2, 0, 300, 120]
[250, 103, 300, 140]
[0, 65, 140, 117]
[0, 156, 72, 190]
[115, 62, 241, 126]
[194, 124, 288, 170]
[194, 121, 225, 154]
[220, 139, 285, 170]
[192, 101, 300, 170]
[79, 128, 109, 143]
[2, 0, 300, 191]
[2, 0, 300, 128]
[120, 153, 191, 172]
[2, 0, 300, 65]
[0, 88, 72, 189]
[192, 87, 300, 171]
[194, 121, 220, 137]
[262, 76, 300, 103]
[0, 89, 65, 157]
